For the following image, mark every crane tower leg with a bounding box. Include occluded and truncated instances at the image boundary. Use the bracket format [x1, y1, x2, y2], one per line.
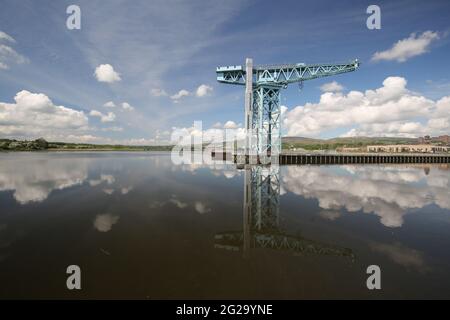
[252, 85, 281, 164]
[244, 58, 253, 162]
[242, 58, 281, 165]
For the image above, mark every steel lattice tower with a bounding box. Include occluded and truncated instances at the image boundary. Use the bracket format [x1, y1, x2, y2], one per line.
[216, 58, 360, 164]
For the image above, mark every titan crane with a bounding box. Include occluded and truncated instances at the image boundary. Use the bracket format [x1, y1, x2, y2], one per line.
[216, 58, 360, 163]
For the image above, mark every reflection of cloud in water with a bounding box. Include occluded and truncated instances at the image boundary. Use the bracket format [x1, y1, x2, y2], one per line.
[121, 186, 133, 194]
[0, 157, 88, 204]
[93, 213, 119, 232]
[370, 242, 426, 271]
[282, 165, 450, 228]
[178, 163, 241, 179]
[169, 195, 188, 209]
[89, 174, 115, 186]
[149, 196, 210, 214]
[103, 189, 114, 195]
[319, 210, 341, 221]
[91, 175, 131, 196]
[195, 201, 211, 214]
[279, 184, 286, 196]
[149, 200, 165, 209]
[222, 171, 237, 179]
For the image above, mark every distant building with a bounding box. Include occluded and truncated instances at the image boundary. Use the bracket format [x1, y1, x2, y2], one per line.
[418, 135, 450, 145]
[438, 135, 450, 145]
[418, 135, 431, 144]
[336, 147, 362, 153]
[367, 144, 449, 153]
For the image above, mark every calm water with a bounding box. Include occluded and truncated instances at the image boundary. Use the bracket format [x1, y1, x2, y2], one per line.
[1, 152, 450, 299]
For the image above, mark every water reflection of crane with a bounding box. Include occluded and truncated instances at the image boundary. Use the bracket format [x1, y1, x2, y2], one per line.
[214, 165, 354, 259]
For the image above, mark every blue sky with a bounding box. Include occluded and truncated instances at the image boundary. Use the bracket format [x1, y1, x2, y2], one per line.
[1, 0, 450, 143]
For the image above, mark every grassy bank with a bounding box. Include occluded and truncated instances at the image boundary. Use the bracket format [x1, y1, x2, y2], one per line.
[0, 138, 173, 152]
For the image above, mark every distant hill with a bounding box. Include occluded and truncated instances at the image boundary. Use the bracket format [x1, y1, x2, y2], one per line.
[282, 136, 324, 144]
[282, 136, 417, 145]
[282, 136, 418, 151]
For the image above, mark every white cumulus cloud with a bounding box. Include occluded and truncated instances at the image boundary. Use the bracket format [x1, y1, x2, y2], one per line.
[320, 81, 344, 92]
[101, 112, 116, 122]
[171, 122, 246, 147]
[89, 110, 116, 122]
[103, 101, 116, 108]
[223, 120, 238, 129]
[170, 89, 190, 102]
[121, 102, 134, 111]
[94, 64, 121, 83]
[196, 84, 213, 97]
[283, 76, 450, 138]
[372, 31, 439, 62]
[0, 31, 15, 43]
[150, 88, 168, 97]
[0, 90, 88, 138]
[170, 85, 213, 102]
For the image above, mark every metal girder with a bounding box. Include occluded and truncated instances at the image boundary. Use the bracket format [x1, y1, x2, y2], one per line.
[251, 85, 281, 160]
[216, 59, 359, 86]
[217, 58, 359, 161]
[244, 58, 253, 157]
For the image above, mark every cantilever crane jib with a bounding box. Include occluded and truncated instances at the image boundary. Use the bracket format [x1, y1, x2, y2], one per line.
[216, 58, 360, 163]
[216, 59, 359, 86]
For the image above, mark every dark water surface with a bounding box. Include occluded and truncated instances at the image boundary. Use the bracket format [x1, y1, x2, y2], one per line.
[1, 152, 450, 299]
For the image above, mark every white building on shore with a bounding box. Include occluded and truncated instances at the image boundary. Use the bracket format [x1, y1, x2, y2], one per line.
[367, 144, 449, 153]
